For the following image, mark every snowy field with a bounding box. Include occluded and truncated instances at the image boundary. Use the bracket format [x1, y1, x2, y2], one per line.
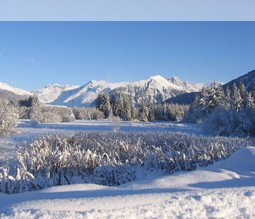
[0, 120, 255, 218]
[1, 120, 201, 161]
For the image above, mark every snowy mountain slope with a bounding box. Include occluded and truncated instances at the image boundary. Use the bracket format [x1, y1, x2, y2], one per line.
[34, 75, 201, 107]
[110, 75, 204, 105]
[59, 80, 129, 107]
[33, 84, 79, 104]
[0, 147, 254, 218]
[168, 76, 203, 92]
[132, 75, 187, 102]
[33, 80, 130, 107]
[0, 82, 31, 96]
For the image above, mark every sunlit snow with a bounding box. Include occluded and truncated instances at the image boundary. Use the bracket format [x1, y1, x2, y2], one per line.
[0, 121, 254, 218]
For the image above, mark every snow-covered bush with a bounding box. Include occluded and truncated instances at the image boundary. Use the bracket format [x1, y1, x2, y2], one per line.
[28, 94, 75, 124]
[72, 107, 104, 120]
[31, 106, 75, 124]
[52, 107, 75, 122]
[1, 131, 254, 194]
[202, 108, 255, 137]
[0, 98, 18, 136]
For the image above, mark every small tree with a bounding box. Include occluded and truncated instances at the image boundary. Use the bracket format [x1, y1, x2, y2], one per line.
[29, 94, 43, 126]
[0, 98, 18, 136]
[231, 83, 242, 112]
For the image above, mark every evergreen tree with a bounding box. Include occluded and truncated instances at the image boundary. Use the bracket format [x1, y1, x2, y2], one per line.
[205, 82, 225, 113]
[198, 87, 208, 115]
[224, 86, 231, 110]
[162, 103, 168, 120]
[96, 93, 112, 119]
[113, 94, 124, 118]
[147, 102, 155, 121]
[129, 93, 135, 120]
[246, 92, 255, 109]
[19, 96, 33, 107]
[139, 104, 149, 121]
[239, 81, 249, 109]
[231, 83, 242, 112]
[250, 81, 255, 98]
[122, 94, 131, 121]
[30, 94, 43, 124]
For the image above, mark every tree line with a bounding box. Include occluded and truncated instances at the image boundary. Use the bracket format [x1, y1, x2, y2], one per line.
[96, 92, 188, 122]
[186, 81, 255, 137]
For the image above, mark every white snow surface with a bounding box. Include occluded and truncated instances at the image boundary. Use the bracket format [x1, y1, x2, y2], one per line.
[10, 119, 201, 146]
[0, 121, 254, 218]
[0, 82, 31, 96]
[0, 147, 255, 218]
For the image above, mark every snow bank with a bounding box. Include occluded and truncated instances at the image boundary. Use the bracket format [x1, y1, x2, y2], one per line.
[212, 146, 255, 176]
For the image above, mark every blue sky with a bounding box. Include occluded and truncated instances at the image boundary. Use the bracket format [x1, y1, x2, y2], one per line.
[0, 22, 255, 90]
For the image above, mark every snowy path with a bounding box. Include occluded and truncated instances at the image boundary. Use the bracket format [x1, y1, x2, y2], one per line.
[0, 147, 255, 218]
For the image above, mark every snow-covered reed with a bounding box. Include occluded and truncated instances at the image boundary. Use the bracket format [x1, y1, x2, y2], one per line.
[0, 132, 254, 194]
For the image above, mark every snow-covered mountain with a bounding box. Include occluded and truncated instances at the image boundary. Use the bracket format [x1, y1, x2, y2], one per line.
[111, 75, 198, 105]
[167, 76, 203, 92]
[35, 80, 130, 107]
[0, 82, 31, 96]
[0, 75, 203, 107]
[34, 75, 202, 107]
[33, 84, 80, 104]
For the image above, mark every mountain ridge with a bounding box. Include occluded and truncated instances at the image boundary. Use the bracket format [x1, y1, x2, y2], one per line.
[0, 75, 205, 107]
[0, 82, 32, 96]
[33, 75, 202, 107]
[1, 71, 254, 107]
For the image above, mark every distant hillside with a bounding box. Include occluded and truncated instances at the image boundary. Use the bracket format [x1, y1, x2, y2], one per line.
[223, 70, 255, 91]
[163, 92, 198, 105]
[0, 89, 29, 106]
[165, 70, 255, 105]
